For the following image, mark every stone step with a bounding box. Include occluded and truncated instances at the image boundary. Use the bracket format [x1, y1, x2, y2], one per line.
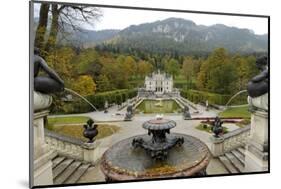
[218, 156, 239, 174]
[54, 161, 82, 184]
[225, 152, 244, 172]
[237, 147, 245, 155]
[52, 156, 66, 169]
[231, 149, 245, 166]
[64, 164, 91, 184]
[53, 159, 74, 179]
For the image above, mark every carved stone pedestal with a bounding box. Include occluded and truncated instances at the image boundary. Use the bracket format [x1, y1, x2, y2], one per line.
[244, 110, 268, 172]
[82, 141, 100, 164]
[33, 92, 54, 186]
[210, 136, 224, 157]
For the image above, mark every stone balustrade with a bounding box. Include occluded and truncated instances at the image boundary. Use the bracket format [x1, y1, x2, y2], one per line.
[223, 125, 250, 152]
[45, 129, 99, 164]
[210, 125, 250, 157]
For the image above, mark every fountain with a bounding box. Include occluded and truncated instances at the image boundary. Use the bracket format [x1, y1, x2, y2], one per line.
[225, 89, 248, 107]
[183, 105, 191, 120]
[124, 104, 133, 121]
[132, 117, 184, 160]
[64, 88, 98, 111]
[100, 116, 210, 181]
[211, 116, 224, 138]
[155, 99, 163, 107]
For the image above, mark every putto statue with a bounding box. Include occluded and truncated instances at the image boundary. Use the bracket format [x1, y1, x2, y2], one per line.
[124, 104, 133, 121]
[211, 116, 223, 138]
[247, 56, 268, 112]
[34, 48, 64, 94]
[183, 105, 191, 120]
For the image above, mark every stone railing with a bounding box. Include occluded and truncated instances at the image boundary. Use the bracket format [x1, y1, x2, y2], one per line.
[210, 125, 250, 157]
[45, 129, 99, 164]
[223, 125, 250, 152]
[179, 96, 198, 110]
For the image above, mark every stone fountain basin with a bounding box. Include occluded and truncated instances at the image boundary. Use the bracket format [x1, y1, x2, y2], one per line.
[100, 133, 210, 181]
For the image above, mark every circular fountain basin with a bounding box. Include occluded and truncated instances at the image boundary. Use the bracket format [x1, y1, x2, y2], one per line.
[100, 134, 210, 181]
[142, 119, 176, 130]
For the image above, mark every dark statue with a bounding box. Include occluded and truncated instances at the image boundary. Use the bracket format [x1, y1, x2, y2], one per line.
[34, 48, 64, 94]
[212, 116, 223, 138]
[132, 119, 184, 160]
[183, 105, 191, 120]
[124, 104, 133, 121]
[83, 119, 98, 143]
[247, 56, 268, 98]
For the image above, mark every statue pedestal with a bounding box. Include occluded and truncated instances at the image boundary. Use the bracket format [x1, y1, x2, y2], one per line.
[244, 109, 268, 172]
[33, 92, 54, 186]
[210, 136, 224, 157]
[82, 141, 100, 164]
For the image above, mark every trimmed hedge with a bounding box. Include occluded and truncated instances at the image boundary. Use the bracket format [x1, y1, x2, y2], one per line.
[86, 89, 137, 110]
[52, 89, 137, 114]
[180, 89, 247, 105]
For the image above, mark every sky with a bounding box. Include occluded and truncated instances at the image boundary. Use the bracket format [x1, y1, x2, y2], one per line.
[34, 3, 268, 35]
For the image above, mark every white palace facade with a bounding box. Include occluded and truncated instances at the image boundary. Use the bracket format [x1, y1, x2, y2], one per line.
[144, 70, 173, 95]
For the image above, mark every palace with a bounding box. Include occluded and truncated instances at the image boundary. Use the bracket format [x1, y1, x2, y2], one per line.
[144, 70, 173, 95]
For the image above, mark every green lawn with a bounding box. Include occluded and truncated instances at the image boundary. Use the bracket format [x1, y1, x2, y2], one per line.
[46, 116, 120, 141]
[47, 116, 90, 126]
[219, 106, 251, 118]
[135, 99, 181, 113]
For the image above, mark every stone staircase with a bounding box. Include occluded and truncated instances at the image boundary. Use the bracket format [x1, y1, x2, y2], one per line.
[52, 155, 93, 185]
[218, 146, 246, 173]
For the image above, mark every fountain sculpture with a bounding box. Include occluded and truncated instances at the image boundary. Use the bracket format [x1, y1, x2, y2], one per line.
[183, 105, 191, 120]
[211, 116, 224, 138]
[124, 104, 133, 121]
[132, 117, 184, 160]
[101, 116, 210, 181]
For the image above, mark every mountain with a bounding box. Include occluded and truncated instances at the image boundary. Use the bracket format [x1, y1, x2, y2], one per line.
[97, 17, 267, 54]
[33, 17, 119, 47]
[35, 17, 268, 54]
[65, 29, 120, 47]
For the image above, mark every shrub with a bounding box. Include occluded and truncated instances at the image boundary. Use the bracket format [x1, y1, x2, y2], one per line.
[180, 89, 247, 105]
[51, 89, 138, 114]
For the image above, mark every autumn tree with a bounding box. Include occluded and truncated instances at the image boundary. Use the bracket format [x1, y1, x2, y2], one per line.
[34, 3, 102, 53]
[123, 56, 137, 77]
[34, 3, 50, 51]
[196, 48, 237, 94]
[164, 58, 180, 78]
[75, 49, 102, 78]
[72, 75, 96, 96]
[137, 60, 153, 78]
[96, 74, 112, 92]
[182, 56, 197, 88]
[232, 55, 258, 91]
[45, 47, 76, 86]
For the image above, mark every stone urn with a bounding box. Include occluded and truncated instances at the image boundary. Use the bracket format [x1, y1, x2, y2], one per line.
[83, 119, 98, 143]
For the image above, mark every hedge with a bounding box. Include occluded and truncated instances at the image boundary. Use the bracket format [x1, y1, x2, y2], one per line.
[180, 89, 247, 106]
[51, 89, 137, 114]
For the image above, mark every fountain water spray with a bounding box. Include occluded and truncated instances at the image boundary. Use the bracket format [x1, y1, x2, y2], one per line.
[64, 88, 98, 111]
[225, 90, 248, 107]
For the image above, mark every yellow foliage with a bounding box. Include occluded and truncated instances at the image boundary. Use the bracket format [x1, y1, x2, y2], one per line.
[72, 75, 96, 96]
